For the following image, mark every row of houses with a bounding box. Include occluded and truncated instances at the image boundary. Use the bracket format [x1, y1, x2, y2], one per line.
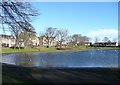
[0, 34, 15, 47]
[0, 34, 39, 47]
[85, 42, 119, 47]
[0, 34, 119, 48]
[93, 42, 118, 47]
[0, 34, 68, 48]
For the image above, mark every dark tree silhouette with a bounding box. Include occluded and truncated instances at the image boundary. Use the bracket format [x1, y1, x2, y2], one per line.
[0, 1, 39, 33]
[72, 34, 81, 47]
[0, 1, 39, 48]
[56, 29, 68, 48]
[103, 37, 109, 42]
[44, 27, 57, 48]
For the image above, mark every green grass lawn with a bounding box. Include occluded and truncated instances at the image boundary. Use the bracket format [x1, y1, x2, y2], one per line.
[1, 46, 88, 53]
[2, 75, 24, 83]
[1, 46, 120, 54]
[1, 47, 61, 54]
[2, 48, 39, 53]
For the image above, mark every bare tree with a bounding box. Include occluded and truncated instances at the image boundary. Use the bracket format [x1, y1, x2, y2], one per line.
[18, 31, 36, 48]
[66, 35, 73, 47]
[94, 37, 100, 43]
[71, 34, 81, 47]
[17, 31, 30, 48]
[79, 36, 89, 45]
[56, 29, 68, 48]
[94, 37, 100, 48]
[0, 1, 39, 33]
[38, 34, 45, 47]
[71, 34, 90, 46]
[44, 27, 57, 48]
[112, 37, 117, 42]
[10, 25, 22, 48]
[103, 37, 109, 42]
[1, 1, 39, 48]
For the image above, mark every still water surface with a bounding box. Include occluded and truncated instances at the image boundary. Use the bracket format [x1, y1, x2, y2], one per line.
[1, 50, 119, 68]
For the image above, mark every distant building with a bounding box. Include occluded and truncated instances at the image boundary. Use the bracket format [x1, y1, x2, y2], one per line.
[84, 42, 92, 46]
[0, 34, 39, 48]
[30, 36, 39, 46]
[38, 36, 48, 46]
[0, 34, 15, 47]
[39, 36, 57, 47]
[92, 42, 117, 47]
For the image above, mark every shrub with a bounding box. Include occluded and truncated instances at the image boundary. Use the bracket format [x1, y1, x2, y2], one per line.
[56, 48, 72, 50]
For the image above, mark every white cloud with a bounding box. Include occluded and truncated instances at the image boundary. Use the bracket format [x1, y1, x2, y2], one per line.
[88, 29, 118, 37]
[87, 29, 118, 42]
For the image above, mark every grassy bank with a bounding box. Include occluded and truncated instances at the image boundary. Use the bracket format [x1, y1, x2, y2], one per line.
[1, 46, 120, 54]
[3, 75, 24, 83]
[1, 46, 88, 54]
[2, 48, 39, 53]
[2, 63, 120, 83]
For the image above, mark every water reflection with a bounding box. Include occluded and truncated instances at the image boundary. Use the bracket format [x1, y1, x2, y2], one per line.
[1, 50, 119, 68]
[15, 53, 35, 67]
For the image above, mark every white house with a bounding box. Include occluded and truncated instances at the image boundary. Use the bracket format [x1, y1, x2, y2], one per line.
[0, 34, 39, 47]
[30, 37, 39, 46]
[0, 34, 15, 47]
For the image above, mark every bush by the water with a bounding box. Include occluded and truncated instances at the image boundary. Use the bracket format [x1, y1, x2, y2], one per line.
[9, 47, 24, 49]
[56, 48, 72, 50]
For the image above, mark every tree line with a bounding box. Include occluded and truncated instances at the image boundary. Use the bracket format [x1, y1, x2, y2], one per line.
[0, 1, 39, 48]
[1, 1, 118, 49]
[40, 27, 90, 48]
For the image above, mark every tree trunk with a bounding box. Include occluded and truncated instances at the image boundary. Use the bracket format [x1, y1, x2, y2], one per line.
[47, 39, 49, 48]
[60, 41, 62, 48]
[14, 38, 17, 49]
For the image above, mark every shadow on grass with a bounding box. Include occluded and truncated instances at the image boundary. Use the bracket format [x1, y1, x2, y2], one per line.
[2, 63, 120, 84]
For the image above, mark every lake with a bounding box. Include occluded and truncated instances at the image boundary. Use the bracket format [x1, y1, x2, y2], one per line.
[1, 49, 119, 68]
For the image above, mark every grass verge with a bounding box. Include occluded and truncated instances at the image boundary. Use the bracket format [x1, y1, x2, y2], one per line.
[1, 46, 120, 54]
